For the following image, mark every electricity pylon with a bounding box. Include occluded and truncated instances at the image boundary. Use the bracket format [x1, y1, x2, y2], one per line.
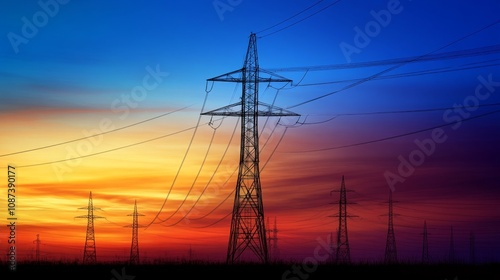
[449, 226, 455, 263]
[329, 231, 336, 263]
[76, 191, 103, 264]
[384, 190, 398, 264]
[126, 200, 145, 265]
[267, 216, 279, 262]
[33, 234, 41, 263]
[201, 32, 299, 264]
[470, 231, 475, 264]
[330, 175, 356, 264]
[422, 220, 429, 264]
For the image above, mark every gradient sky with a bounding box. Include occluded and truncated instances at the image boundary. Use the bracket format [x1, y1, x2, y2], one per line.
[1, 0, 500, 264]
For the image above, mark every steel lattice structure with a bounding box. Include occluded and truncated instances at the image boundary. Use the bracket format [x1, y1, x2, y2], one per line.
[267, 216, 279, 262]
[330, 175, 356, 264]
[33, 234, 41, 263]
[384, 190, 398, 264]
[126, 200, 145, 265]
[201, 33, 299, 263]
[449, 226, 456, 263]
[76, 191, 103, 264]
[422, 220, 429, 264]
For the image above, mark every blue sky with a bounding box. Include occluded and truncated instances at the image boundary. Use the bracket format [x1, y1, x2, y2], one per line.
[2, 0, 499, 114]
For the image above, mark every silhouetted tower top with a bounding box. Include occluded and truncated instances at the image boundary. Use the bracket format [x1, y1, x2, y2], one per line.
[384, 190, 398, 264]
[201, 32, 299, 264]
[76, 191, 103, 265]
[330, 175, 356, 264]
[126, 200, 145, 265]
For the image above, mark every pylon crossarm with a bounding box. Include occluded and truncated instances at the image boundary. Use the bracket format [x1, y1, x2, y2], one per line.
[207, 68, 244, 82]
[259, 68, 293, 83]
[201, 101, 300, 117]
[201, 101, 242, 116]
[257, 101, 300, 116]
[207, 69, 293, 83]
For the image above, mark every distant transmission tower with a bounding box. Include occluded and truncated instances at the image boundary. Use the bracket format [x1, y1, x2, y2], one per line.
[201, 32, 299, 264]
[422, 220, 429, 264]
[329, 230, 336, 263]
[76, 191, 103, 264]
[330, 175, 356, 264]
[384, 190, 398, 264]
[126, 200, 145, 265]
[449, 226, 455, 263]
[33, 234, 41, 263]
[267, 216, 279, 262]
[470, 231, 475, 264]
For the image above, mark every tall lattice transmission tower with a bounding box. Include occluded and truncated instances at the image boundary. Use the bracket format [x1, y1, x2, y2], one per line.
[126, 200, 145, 265]
[201, 32, 299, 263]
[330, 175, 356, 264]
[33, 234, 41, 263]
[422, 220, 429, 264]
[384, 190, 398, 264]
[267, 216, 279, 262]
[76, 191, 103, 264]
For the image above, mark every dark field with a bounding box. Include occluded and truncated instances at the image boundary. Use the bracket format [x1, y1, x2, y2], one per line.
[2, 261, 499, 280]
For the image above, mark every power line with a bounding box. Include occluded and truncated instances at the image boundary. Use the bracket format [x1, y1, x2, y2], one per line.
[286, 19, 500, 109]
[256, 0, 325, 34]
[0, 105, 192, 157]
[178, 119, 290, 226]
[285, 109, 500, 153]
[164, 116, 290, 227]
[293, 60, 500, 87]
[281, 102, 500, 127]
[258, 0, 343, 39]
[156, 127, 219, 224]
[12, 125, 198, 168]
[9, 101, 500, 169]
[282, 102, 500, 126]
[6, 23, 498, 168]
[266, 44, 500, 72]
[146, 92, 210, 227]
[161, 118, 240, 227]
